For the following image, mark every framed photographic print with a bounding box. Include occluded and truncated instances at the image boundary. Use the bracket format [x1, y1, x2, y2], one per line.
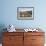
[17, 7, 34, 20]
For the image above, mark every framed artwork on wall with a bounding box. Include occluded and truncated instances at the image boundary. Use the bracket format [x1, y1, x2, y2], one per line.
[17, 7, 34, 20]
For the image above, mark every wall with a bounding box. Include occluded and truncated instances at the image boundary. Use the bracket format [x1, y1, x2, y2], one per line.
[0, 0, 46, 29]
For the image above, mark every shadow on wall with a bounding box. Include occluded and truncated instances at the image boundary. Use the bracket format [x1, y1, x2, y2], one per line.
[0, 24, 7, 43]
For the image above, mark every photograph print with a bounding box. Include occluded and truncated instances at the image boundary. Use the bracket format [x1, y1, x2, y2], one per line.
[17, 7, 34, 20]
